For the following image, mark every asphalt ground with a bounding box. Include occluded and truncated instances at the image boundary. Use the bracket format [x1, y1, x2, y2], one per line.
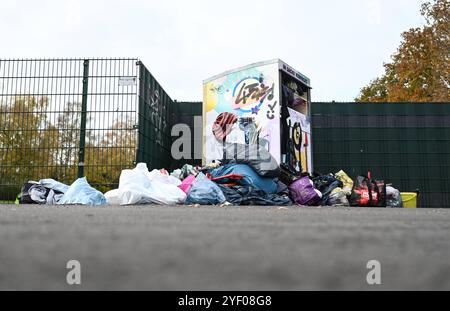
[0, 204, 449, 290]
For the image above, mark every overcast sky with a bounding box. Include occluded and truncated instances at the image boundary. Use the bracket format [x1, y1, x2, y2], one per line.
[0, 0, 427, 102]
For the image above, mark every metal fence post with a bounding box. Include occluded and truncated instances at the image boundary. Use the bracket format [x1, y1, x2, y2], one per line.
[78, 59, 89, 178]
[136, 60, 144, 164]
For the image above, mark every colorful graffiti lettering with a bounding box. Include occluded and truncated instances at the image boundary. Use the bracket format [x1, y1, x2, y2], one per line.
[232, 77, 274, 113]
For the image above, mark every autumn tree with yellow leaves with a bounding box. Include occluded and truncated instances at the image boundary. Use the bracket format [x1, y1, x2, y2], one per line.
[356, 0, 449, 102]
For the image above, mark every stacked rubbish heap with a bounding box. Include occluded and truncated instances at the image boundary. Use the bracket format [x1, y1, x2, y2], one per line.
[17, 144, 404, 208]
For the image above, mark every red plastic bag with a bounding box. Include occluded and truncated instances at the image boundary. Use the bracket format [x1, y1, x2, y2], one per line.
[349, 172, 387, 207]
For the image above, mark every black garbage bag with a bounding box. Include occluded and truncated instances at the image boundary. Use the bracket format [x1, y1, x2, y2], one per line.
[349, 174, 387, 207]
[372, 179, 387, 207]
[222, 143, 280, 178]
[218, 185, 292, 206]
[311, 173, 343, 206]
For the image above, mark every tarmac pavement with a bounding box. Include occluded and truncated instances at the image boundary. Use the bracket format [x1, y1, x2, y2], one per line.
[0, 204, 449, 290]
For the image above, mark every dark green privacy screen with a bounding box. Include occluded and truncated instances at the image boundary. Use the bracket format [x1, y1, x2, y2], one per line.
[170, 101, 202, 170]
[312, 102, 450, 208]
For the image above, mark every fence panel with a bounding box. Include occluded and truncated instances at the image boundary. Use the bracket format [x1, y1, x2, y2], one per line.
[0, 58, 141, 200]
[312, 102, 450, 208]
[136, 62, 173, 172]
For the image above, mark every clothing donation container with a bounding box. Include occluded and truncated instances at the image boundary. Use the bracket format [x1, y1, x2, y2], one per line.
[203, 59, 313, 175]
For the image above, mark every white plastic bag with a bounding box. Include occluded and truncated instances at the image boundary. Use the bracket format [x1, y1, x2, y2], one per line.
[105, 163, 186, 205]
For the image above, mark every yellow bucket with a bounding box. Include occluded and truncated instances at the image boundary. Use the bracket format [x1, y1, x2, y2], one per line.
[401, 193, 418, 208]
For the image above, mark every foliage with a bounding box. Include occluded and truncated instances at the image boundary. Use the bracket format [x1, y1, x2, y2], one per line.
[0, 96, 137, 199]
[356, 0, 449, 102]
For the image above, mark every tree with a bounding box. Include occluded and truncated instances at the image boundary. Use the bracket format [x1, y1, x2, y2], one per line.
[54, 101, 82, 183]
[356, 0, 449, 102]
[84, 117, 137, 193]
[0, 96, 58, 197]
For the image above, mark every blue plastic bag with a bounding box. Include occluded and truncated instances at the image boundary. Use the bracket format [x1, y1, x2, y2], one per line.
[58, 177, 107, 206]
[210, 164, 278, 194]
[185, 173, 226, 205]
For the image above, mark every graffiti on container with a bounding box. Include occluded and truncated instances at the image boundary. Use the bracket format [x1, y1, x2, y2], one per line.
[266, 101, 277, 120]
[232, 77, 274, 113]
[210, 85, 226, 94]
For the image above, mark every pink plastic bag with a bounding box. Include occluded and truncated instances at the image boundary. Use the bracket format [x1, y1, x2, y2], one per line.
[178, 175, 196, 194]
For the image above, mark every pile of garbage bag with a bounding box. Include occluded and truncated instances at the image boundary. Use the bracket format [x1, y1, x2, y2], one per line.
[17, 158, 404, 208]
[18, 177, 107, 205]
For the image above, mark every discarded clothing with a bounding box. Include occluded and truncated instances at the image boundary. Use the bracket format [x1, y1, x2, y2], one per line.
[221, 143, 280, 178]
[19, 179, 69, 205]
[210, 164, 278, 194]
[312, 174, 343, 206]
[218, 185, 292, 206]
[39, 178, 69, 204]
[277, 181, 290, 196]
[185, 173, 226, 205]
[211, 174, 244, 187]
[179, 164, 199, 181]
[18, 182, 48, 204]
[328, 188, 350, 206]
[58, 177, 107, 206]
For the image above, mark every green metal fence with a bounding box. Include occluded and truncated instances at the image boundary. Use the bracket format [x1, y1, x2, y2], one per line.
[0, 58, 172, 200]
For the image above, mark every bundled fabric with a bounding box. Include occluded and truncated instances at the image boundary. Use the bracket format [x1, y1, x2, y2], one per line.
[386, 186, 403, 208]
[279, 164, 299, 186]
[210, 164, 278, 194]
[277, 181, 290, 196]
[312, 174, 343, 206]
[104, 163, 186, 205]
[18, 182, 48, 204]
[289, 176, 322, 206]
[211, 173, 244, 187]
[179, 164, 199, 181]
[185, 173, 226, 205]
[218, 185, 292, 206]
[328, 188, 350, 206]
[18, 179, 69, 205]
[39, 179, 70, 204]
[58, 177, 107, 206]
[222, 143, 280, 178]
